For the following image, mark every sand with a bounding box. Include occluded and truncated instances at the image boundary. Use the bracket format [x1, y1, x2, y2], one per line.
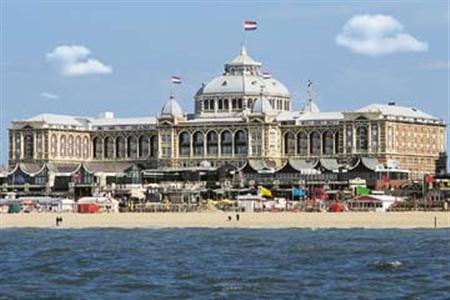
[0, 211, 449, 229]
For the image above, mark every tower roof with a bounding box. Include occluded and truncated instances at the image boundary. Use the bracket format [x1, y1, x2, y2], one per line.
[226, 45, 262, 66]
[161, 96, 183, 117]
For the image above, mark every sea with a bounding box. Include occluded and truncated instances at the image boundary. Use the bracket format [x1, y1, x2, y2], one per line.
[0, 228, 449, 299]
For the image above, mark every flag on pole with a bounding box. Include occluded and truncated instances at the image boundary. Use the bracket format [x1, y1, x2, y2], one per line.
[262, 71, 272, 79]
[244, 20, 257, 31]
[171, 76, 182, 84]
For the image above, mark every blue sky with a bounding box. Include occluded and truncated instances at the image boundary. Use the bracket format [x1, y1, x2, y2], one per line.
[1, 1, 449, 164]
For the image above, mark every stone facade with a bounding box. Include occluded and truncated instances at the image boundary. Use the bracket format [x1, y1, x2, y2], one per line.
[8, 46, 447, 181]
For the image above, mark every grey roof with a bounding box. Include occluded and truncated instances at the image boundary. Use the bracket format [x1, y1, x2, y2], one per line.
[161, 97, 183, 117]
[245, 159, 277, 172]
[201, 75, 290, 96]
[349, 157, 380, 171]
[46, 162, 80, 174]
[25, 113, 92, 127]
[319, 159, 339, 171]
[92, 117, 156, 126]
[288, 159, 318, 171]
[356, 103, 439, 120]
[277, 111, 343, 122]
[361, 157, 380, 171]
[20, 113, 155, 128]
[8, 163, 46, 175]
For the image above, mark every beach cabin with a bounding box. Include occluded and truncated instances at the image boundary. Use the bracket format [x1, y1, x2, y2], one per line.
[77, 197, 119, 213]
[347, 195, 402, 212]
[236, 194, 266, 212]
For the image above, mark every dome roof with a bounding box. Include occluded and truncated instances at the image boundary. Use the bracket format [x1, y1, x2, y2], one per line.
[161, 96, 183, 117]
[301, 100, 320, 113]
[196, 45, 290, 98]
[201, 75, 289, 96]
[252, 98, 274, 114]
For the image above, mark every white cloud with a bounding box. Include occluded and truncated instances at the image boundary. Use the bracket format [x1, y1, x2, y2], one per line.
[40, 92, 59, 100]
[421, 61, 450, 70]
[336, 14, 428, 56]
[46, 45, 112, 76]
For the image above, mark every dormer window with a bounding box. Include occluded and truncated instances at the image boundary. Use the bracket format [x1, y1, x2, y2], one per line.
[222, 81, 227, 86]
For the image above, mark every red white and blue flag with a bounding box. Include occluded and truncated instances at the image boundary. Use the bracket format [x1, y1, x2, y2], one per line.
[262, 72, 272, 79]
[171, 76, 182, 84]
[244, 20, 257, 31]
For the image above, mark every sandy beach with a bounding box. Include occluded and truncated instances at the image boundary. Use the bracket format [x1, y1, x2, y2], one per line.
[0, 211, 449, 228]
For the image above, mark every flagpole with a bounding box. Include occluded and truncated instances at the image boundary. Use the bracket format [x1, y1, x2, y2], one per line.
[169, 77, 173, 99]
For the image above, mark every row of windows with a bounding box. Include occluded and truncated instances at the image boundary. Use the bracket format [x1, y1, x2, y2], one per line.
[92, 136, 157, 159]
[50, 135, 90, 159]
[202, 98, 290, 111]
[179, 130, 247, 156]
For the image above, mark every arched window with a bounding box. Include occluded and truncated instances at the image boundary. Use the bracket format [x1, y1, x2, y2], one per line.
[150, 136, 158, 157]
[193, 132, 204, 156]
[218, 99, 223, 110]
[322, 131, 334, 155]
[204, 100, 209, 110]
[179, 132, 190, 156]
[75, 136, 81, 157]
[371, 125, 379, 152]
[209, 99, 215, 110]
[224, 99, 229, 110]
[232, 99, 237, 109]
[356, 126, 368, 151]
[51, 134, 58, 157]
[127, 136, 138, 158]
[234, 130, 247, 155]
[24, 133, 34, 159]
[297, 132, 308, 155]
[138, 136, 150, 158]
[310, 132, 321, 155]
[334, 132, 340, 154]
[93, 137, 102, 159]
[221, 131, 232, 155]
[60, 135, 67, 157]
[284, 132, 296, 155]
[104, 137, 114, 158]
[237, 98, 242, 109]
[82, 137, 89, 158]
[116, 136, 126, 158]
[207, 131, 218, 155]
[68, 135, 74, 157]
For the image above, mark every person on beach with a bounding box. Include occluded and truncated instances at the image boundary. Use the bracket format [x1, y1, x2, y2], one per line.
[228, 216, 232, 221]
[236, 214, 240, 221]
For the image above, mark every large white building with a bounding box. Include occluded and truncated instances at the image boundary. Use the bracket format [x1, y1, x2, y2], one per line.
[6, 44, 447, 194]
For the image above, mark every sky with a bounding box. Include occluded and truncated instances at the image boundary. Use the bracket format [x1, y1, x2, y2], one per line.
[1, 1, 449, 165]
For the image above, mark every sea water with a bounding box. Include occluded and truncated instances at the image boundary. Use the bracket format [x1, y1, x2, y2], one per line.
[0, 228, 449, 299]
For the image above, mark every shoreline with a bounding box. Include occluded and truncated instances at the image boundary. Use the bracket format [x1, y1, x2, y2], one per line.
[1, 211, 449, 229]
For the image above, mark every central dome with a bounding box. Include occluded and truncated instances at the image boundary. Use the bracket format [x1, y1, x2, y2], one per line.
[195, 45, 291, 116]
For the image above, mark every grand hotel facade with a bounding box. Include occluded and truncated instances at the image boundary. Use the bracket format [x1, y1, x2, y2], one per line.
[6, 45, 447, 192]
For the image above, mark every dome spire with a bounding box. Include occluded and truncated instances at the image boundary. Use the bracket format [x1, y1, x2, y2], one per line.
[301, 80, 320, 113]
[240, 43, 247, 56]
